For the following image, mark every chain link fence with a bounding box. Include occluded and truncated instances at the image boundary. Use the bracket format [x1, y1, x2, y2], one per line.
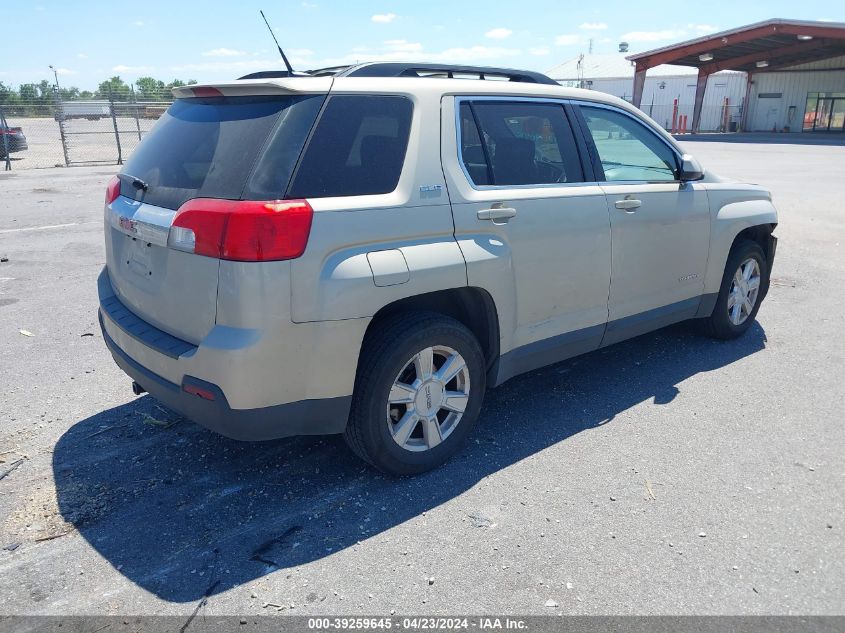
[1, 86, 173, 170]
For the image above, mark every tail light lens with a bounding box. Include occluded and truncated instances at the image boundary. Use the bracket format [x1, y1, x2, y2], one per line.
[169, 198, 313, 262]
[190, 86, 223, 97]
[105, 176, 121, 205]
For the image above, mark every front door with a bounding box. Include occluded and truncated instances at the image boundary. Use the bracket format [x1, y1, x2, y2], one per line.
[441, 97, 612, 378]
[575, 104, 711, 343]
[804, 93, 845, 133]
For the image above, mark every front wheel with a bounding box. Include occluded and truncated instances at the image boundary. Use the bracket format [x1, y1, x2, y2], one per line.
[703, 239, 768, 340]
[345, 312, 486, 475]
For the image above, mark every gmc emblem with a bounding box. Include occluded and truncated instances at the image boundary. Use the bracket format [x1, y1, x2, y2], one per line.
[119, 217, 138, 234]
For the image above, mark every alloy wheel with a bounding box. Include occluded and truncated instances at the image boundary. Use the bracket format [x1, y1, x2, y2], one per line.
[386, 345, 471, 452]
[727, 257, 761, 325]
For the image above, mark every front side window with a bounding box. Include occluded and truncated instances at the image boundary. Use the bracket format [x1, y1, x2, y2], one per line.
[459, 100, 583, 187]
[287, 95, 412, 198]
[579, 106, 678, 182]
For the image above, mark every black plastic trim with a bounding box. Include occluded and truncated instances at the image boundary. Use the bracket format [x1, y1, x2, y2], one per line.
[494, 294, 715, 385]
[601, 296, 701, 347]
[695, 293, 719, 318]
[100, 293, 197, 359]
[494, 324, 605, 386]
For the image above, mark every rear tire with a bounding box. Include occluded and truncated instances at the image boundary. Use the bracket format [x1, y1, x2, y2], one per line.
[703, 239, 768, 340]
[345, 312, 486, 476]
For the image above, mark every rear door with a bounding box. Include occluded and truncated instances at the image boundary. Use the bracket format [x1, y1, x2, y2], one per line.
[105, 93, 324, 343]
[574, 103, 710, 336]
[442, 97, 611, 374]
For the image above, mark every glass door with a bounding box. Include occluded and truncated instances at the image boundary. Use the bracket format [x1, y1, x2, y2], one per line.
[803, 93, 845, 133]
[831, 99, 845, 132]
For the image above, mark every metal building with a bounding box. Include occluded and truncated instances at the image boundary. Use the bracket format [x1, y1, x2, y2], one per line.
[546, 53, 746, 132]
[625, 19, 845, 133]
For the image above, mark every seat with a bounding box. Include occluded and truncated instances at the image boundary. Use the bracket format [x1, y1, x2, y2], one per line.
[491, 137, 536, 185]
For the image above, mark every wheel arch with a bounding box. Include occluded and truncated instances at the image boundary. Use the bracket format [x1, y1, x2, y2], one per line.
[359, 287, 501, 382]
[704, 194, 778, 295]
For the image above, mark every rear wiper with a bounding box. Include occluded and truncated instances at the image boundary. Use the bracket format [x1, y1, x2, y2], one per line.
[122, 173, 149, 191]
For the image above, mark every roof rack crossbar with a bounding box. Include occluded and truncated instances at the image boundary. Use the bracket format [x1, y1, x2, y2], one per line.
[336, 62, 558, 85]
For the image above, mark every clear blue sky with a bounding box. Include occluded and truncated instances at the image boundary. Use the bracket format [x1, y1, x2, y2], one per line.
[2, 1, 841, 90]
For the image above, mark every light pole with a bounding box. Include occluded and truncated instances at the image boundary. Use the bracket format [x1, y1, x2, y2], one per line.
[48, 65, 60, 93]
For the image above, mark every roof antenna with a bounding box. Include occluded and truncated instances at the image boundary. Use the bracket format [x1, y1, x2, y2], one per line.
[260, 9, 295, 75]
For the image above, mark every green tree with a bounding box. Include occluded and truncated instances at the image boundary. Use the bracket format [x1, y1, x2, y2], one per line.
[59, 86, 81, 101]
[36, 80, 54, 103]
[166, 78, 198, 89]
[135, 76, 166, 100]
[18, 83, 38, 103]
[0, 82, 18, 105]
[97, 76, 131, 100]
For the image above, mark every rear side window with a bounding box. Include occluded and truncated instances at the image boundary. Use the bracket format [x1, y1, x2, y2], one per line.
[579, 106, 678, 182]
[459, 100, 584, 187]
[287, 95, 413, 198]
[121, 95, 324, 210]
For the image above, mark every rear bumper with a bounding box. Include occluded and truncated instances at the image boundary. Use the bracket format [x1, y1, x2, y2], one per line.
[100, 314, 350, 440]
[98, 268, 355, 441]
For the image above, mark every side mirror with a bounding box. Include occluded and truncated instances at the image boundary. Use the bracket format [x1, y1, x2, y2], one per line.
[680, 154, 704, 181]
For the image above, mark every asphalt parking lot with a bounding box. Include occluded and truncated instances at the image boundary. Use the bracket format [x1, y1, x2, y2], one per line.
[0, 137, 843, 616]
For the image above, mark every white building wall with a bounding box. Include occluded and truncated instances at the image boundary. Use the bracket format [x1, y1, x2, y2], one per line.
[561, 72, 747, 131]
[745, 55, 845, 132]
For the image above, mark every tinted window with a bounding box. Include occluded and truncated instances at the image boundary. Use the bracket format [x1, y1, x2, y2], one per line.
[460, 100, 583, 187]
[579, 106, 678, 182]
[459, 103, 492, 185]
[287, 95, 412, 198]
[121, 95, 323, 210]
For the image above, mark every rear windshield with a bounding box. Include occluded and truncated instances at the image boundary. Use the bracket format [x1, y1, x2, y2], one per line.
[120, 95, 324, 210]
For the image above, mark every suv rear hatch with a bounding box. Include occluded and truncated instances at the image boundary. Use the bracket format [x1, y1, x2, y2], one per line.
[104, 82, 328, 344]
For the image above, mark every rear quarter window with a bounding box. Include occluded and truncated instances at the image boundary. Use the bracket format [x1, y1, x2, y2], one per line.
[287, 95, 413, 198]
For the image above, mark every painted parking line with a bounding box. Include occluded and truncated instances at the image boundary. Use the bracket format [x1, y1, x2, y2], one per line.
[0, 221, 98, 234]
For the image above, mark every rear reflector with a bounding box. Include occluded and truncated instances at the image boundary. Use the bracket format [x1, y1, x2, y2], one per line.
[183, 383, 216, 401]
[169, 198, 313, 262]
[105, 176, 121, 205]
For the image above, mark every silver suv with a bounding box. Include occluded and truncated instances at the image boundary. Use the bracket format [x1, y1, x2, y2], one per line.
[99, 63, 777, 475]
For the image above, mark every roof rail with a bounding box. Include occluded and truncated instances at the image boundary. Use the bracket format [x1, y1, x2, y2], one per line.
[336, 62, 558, 85]
[236, 62, 559, 85]
[307, 65, 354, 77]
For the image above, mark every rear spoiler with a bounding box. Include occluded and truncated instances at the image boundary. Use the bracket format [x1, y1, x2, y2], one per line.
[171, 76, 333, 99]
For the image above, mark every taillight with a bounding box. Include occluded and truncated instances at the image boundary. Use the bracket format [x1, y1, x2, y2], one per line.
[105, 176, 121, 205]
[169, 198, 313, 262]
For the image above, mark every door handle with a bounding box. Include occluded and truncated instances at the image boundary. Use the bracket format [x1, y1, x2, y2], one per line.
[614, 199, 642, 212]
[477, 207, 517, 222]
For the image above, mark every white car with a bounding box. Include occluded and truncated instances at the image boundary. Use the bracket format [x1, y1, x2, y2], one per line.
[98, 62, 777, 475]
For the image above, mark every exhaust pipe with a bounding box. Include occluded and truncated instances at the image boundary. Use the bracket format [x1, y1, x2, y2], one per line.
[131, 381, 147, 396]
